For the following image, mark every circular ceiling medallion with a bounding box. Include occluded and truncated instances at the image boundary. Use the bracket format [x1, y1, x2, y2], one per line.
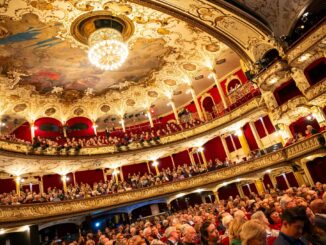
[205, 44, 220, 52]
[74, 108, 84, 116]
[126, 99, 136, 106]
[45, 108, 56, 116]
[13, 104, 27, 112]
[70, 11, 135, 45]
[100, 105, 111, 113]
[148, 91, 158, 97]
[182, 63, 197, 71]
[163, 79, 176, 86]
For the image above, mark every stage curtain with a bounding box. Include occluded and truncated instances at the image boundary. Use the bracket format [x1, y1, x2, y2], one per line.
[43, 174, 63, 191]
[304, 57, 326, 85]
[243, 123, 258, 150]
[225, 136, 235, 152]
[11, 121, 32, 142]
[262, 115, 275, 134]
[307, 156, 326, 183]
[66, 117, 94, 137]
[75, 169, 104, 185]
[285, 172, 298, 187]
[275, 175, 287, 190]
[273, 79, 303, 106]
[218, 183, 239, 200]
[34, 117, 62, 138]
[254, 119, 267, 138]
[0, 178, 15, 193]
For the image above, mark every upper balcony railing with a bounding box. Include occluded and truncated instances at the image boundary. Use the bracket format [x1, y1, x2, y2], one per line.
[0, 131, 324, 227]
[0, 92, 262, 156]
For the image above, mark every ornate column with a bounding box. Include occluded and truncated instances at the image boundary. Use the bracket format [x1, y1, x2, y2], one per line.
[221, 136, 231, 160]
[198, 147, 207, 168]
[301, 163, 315, 186]
[293, 171, 306, 186]
[169, 99, 180, 124]
[102, 169, 107, 182]
[120, 117, 126, 132]
[92, 123, 98, 135]
[236, 183, 244, 197]
[113, 169, 119, 184]
[119, 167, 124, 182]
[189, 87, 204, 121]
[291, 67, 311, 95]
[261, 91, 278, 110]
[213, 190, 219, 203]
[152, 161, 160, 176]
[249, 122, 265, 149]
[15, 176, 21, 197]
[146, 161, 152, 174]
[209, 73, 228, 109]
[255, 179, 265, 195]
[236, 128, 250, 155]
[30, 121, 36, 141]
[62, 121, 67, 138]
[72, 172, 77, 186]
[187, 148, 195, 166]
[61, 175, 67, 194]
[39, 176, 44, 194]
[147, 110, 154, 128]
[312, 106, 326, 125]
[170, 155, 176, 169]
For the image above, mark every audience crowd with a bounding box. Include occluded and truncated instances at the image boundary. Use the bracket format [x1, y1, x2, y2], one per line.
[41, 182, 326, 245]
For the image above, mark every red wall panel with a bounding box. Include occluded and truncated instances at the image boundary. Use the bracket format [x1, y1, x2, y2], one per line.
[75, 169, 104, 185]
[243, 123, 258, 150]
[0, 178, 15, 193]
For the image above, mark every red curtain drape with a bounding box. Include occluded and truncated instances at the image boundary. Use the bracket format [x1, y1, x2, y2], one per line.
[242, 185, 250, 196]
[232, 135, 241, 149]
[158, 156, 174, 170]
[289, 116, 320, 135]
[263, 174, 274, 189]
[218, 183, 239, 200]
[262, 115, 275, 134]
[307, 156, 326, 183]
[273, 79, 303, 106]
[249, 183, 258, 194]
[285, 172, 299, 187]
[304, 57, 326, 85]
[275, 175, 288, 190]
[43, 174, 63, 191]
[34, 117, 62, 138]
[225, 136, 235, 152]
[75, 169, 104, 185]
[243, 123, 258, 150]
[12, 121, 32, 142]
[122, 162, 149, 178]
[66, 117, 95, 137]
[173, 150, 191, 166]
[0, 178, 15, 193]
[204, 137, 227, 161]
[254, 119, 266, 138]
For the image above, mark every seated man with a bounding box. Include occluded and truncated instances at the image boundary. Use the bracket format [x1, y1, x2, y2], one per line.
[274, 206, 309, 245]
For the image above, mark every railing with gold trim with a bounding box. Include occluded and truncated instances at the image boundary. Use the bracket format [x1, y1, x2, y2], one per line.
[0, 97, 262, 156]
[0, 132, 324, 226]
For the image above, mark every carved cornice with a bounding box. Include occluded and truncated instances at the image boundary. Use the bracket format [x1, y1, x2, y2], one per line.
[0, 132, 324, 227]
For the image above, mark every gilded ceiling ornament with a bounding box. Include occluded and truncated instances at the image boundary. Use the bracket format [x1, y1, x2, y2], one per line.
[29, 1, 54, 10]
[163, 79, 177, 86]
[182, 63, 197, 71]
[73, 108, 84, 116]
[45, 108, 56, 116]
[205, 44, 220, 52]
[102, 2, 133, 15]
[100, 105, 110, 113]
[126, 99, 136, 106]
[157, 28, 170, 35]
[147, 91, 158, 97]
[13, 104, 27, 113]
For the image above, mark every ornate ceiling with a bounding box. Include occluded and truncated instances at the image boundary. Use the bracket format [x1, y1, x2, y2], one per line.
[0, 0, 276, 127]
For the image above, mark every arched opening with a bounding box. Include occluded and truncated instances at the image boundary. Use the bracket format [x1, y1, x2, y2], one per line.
[257, 49, 280, 69]
[273, 79, 303, 106]
[34, 117, 63, 139]
[66, 117, 95, 138]
[202, 96, 215, 120]
[227, 79, 242, 93]
[304, 57, 326, 86]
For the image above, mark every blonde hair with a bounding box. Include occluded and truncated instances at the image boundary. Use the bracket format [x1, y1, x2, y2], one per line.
[228, 216, 246, 240]
[240, 220, 266, 245]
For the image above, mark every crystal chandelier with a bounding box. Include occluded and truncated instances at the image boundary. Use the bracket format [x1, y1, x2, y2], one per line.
[88, 28, 129, 71]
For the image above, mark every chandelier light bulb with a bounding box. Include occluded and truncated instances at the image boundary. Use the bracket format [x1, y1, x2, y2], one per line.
[88, 28, 129, 71]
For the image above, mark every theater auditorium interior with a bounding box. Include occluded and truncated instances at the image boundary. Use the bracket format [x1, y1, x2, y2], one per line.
[0, 0, 325, 244]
